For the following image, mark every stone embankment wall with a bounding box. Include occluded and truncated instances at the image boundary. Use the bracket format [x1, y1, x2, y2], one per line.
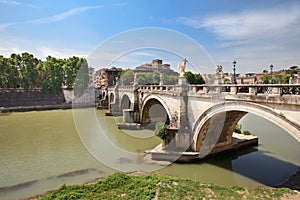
[0, 89, 66, 108]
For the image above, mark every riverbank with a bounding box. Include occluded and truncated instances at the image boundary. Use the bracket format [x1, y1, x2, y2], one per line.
[31, 173, 299, 200]
[0, 104, 72, 113]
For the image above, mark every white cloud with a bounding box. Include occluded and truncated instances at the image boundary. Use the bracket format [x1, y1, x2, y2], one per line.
[0, 5, 102, 30]
[0, 0, 37, 8]
[37, 47, 88, 59]
[0, 22, 19, 30]
[0, 33, 89, 59]
[38, 47, 64, 58]
[177, 4, 300, 72]
[179, 6, 300, 40]
[31, 6, 101, 24]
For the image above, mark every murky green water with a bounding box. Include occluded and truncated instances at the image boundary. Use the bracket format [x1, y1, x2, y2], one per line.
[0, 109, 299, 199]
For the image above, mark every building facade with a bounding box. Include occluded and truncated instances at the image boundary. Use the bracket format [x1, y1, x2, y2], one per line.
[95, 67, 122, 88]
[134, 59, 178, 76]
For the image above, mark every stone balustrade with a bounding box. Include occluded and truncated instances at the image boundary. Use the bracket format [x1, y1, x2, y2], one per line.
[189, 84, 300, 96]
[115, 84, 300, 96]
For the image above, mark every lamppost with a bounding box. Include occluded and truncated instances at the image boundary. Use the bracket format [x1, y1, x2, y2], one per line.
[270, 64, 273, 84]
[232, 60, 237, 84]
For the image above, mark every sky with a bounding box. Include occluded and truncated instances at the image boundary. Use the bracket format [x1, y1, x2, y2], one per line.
[0, 0, 300, 74]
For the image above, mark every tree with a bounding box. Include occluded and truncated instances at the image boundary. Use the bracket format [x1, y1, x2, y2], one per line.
[184, 71, 205, 84]
[8, 53, 21, 88]
[0, 56, 10, 88]
[42, 56, 64, 94]
[63, 56, 82, 89]
[19, 53, 40, 89]
[121, 69, 134, 85]
[261, 74, 270, 84]
[273, 74, 283, 84]
[164, 75, 178, 85]
[0, 53, 89, 93]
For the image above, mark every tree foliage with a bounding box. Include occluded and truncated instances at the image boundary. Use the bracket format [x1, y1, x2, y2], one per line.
[234, 124, 242, 134]
[155, 121, 169, 140]
[261, 70, 297, 84]
[164, 75, 178, 85]
[0, 53, 88, 94]
[121, 69, 179, 85]
[121, 69, 134, 85]
[121, 69, 178, 85]
[184, 71, 205, 84]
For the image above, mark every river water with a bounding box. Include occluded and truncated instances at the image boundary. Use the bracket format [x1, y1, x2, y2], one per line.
[0, 109, 299, 199]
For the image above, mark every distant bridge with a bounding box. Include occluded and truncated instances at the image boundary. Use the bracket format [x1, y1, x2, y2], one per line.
[97, 81, 300, 157]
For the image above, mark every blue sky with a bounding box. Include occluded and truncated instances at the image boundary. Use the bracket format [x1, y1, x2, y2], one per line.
[0, 0, 300, 74]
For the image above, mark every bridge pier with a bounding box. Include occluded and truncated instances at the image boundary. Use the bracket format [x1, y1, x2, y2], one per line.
[163, 77, 193, 151]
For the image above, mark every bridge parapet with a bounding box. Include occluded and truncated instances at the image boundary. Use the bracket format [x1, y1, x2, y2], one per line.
[189, 84, 300, 96]
[187, 84, 300, 106]
[139, 85, 182, 95]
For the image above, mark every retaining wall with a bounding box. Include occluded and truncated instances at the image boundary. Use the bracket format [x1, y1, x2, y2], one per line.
[0, 89, 66, 107]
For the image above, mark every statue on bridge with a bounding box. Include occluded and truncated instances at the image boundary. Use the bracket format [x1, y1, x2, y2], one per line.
[178, 58, 188, 77]
[214, 65, 223, 85]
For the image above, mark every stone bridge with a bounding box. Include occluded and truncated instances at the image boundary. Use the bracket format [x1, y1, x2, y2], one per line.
[98, 79, 300, 160]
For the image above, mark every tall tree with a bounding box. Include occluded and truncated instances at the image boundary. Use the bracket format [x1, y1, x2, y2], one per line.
[64, 56, 81, 89]
[42, 56, 64, 93]
[19, 53, 39, 89]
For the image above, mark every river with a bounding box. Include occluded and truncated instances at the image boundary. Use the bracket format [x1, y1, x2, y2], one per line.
[0, 109, 299, 199]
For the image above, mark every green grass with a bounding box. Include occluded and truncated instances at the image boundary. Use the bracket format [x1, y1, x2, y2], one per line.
[40, 172, 295, 200]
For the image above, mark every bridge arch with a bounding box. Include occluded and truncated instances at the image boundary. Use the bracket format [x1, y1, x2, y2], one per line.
[141, 95, 171, 128]
[192, 101, 300, 151]
[109, 92, 114, 103]
[120, 94, 131, 110]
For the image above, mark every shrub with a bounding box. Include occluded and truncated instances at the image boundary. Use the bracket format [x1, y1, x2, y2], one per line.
[155, 121, 169, 140]
[234, 124, 242, 134]
[243, 130, 252, 135]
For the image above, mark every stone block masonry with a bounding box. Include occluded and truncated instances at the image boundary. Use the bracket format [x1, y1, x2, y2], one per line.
[0, 89, 66, 108]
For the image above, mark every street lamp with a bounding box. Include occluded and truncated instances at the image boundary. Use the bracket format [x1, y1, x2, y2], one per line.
[232, 60, 237, 84]
[270, 64, 273, 84]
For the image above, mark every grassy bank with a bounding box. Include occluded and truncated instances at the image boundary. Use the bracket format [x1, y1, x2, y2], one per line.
[38, 173, 296, 200]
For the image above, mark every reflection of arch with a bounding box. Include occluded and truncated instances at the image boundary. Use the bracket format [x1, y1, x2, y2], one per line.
[192, 101, 300, 151]
[109, 92, 114, 103]
[141, 96, 171, 128]
[120, 94, 131, 110]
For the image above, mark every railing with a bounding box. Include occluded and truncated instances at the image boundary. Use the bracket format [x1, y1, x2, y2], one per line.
[139, 85, 179, 92]
[189, 84, 300, 96]
[104, 84, 300, 96]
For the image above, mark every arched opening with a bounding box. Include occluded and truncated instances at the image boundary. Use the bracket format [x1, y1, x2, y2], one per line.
[120, 94, 131, 111]
[192, 101, 300, 152]
[194, 111, 247, 152]
[109, 92, 114, 103]
[141, 98, 170, 129]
